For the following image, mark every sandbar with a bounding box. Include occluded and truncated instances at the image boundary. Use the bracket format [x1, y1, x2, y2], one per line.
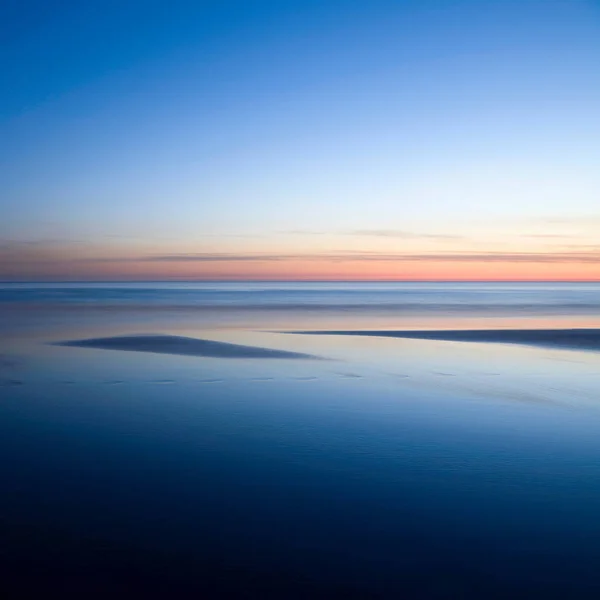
[287, 328, 600, 352]
[53, 334, 317, 359]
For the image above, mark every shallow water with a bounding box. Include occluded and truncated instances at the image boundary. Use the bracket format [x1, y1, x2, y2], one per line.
[1, 282, 600, 597]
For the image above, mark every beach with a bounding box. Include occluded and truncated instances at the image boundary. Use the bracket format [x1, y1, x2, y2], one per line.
[2, 282, 600, 597]
[290, 327, 600, 352]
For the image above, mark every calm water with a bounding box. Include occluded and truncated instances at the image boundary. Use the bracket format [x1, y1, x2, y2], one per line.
[1, 282, 600, 597]
[2, 281, 600, 313]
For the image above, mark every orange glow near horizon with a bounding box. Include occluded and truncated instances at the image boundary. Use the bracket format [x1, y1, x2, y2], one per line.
[2, 238, 599, 281]
[3, 258, 598, 282]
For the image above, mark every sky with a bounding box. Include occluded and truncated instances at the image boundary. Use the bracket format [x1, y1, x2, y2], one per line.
[1, 0, 599, 281]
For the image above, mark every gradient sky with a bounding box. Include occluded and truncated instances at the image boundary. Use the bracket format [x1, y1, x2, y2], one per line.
[1, 0, 599, 280]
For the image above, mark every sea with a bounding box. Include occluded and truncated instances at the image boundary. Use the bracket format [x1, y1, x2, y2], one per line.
[1, 281, 600, 598]
[2, 280, 600, 312]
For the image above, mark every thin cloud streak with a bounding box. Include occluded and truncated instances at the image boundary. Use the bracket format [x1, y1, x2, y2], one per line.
[92, 251, 600, 264]
[277, 230, 463, 239]
[0, 239, 86, 248]
[347, 229, 463, 240]
[521, 234, 577, 239]
[537, 216, 600, 225]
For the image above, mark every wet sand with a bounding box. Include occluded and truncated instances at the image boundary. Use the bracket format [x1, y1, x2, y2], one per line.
[0, 314, 597, 598]
[53, 334, 318, 359]
[288, 328, 600, 352]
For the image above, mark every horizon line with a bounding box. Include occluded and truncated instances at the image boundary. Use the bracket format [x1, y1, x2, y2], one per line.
[2, 279, 599, 284]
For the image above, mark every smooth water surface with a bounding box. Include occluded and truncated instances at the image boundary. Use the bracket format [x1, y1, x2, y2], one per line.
[1, 282, 600, 597]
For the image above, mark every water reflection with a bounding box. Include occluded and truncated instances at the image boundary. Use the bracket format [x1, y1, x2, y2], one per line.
[2, 291, 600, 595]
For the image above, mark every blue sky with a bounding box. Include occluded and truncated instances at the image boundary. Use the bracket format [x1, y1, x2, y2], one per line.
[1, 0, 599, 279]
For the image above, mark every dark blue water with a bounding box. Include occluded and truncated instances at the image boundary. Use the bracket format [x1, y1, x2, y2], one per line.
[2, 281, 600, 314]
[2, 282, 600, 597]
